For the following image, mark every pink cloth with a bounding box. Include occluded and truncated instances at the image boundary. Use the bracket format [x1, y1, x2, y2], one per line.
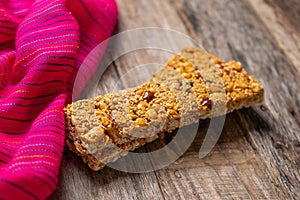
[0, 0, 118, 199]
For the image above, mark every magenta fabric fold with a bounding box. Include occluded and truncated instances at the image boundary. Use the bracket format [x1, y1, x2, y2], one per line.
[0, 0, 118, 199]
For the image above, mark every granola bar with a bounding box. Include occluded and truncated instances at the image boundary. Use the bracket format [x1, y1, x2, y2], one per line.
[151, 46, 263, 117]
[65, 82, 183, 170]
[65, 47, 264, 171]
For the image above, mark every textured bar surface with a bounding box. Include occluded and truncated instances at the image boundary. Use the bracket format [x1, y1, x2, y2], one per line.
[65, 47, 264, 171]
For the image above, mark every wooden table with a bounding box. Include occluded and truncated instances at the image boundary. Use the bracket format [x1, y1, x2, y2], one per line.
[50, 0, 300, 199]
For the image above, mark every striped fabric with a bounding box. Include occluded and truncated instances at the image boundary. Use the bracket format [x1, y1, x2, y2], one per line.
[0, 0, 118, 199]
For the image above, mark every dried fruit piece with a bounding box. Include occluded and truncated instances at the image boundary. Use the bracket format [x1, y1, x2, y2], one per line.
[143, 91, 155, 102]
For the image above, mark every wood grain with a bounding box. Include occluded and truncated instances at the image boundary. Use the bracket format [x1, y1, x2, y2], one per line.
[50, 0, 300, 199]
[179, 0, 300, 199]
[51, 148, 165, 200]
[265, 0, 300, 33]
[147, 116, 280, 199]
[246, 0, 300, 72]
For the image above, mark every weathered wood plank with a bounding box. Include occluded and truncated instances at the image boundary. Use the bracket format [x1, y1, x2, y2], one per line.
[147, 115, 280, 199]
[51, 0, 299, 199]
[265, 0, 300, 33]
[115, 0, 189, 33]
[246, 0, 300, 72]
[179, 0, 300, 199]
[113, 0, 282, 199]
[50, 150, 165, 200]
